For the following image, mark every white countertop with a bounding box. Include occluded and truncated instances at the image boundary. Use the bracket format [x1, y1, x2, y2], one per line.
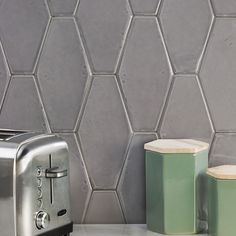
[72, 225, 207, 236]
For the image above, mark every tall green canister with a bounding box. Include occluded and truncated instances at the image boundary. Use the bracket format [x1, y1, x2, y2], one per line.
[207, 165, 236, 236]
[145, 139, 209, 234]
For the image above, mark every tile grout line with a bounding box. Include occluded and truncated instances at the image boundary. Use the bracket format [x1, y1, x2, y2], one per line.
[215, 15, 236, 18]
[73, 133, 93, 223]
[45, 0, 52, 17]
[175, 73, 198, 77]
[196, 75, 215, 143]
[74, 75, 93, 133]
[115, 12, 133, 79]
[51, 16, 75, 19]
[74, 11, 97, 75]
[114, 73, 134, 202]
[133, 131, 159, 135]
[33, 0, 51, 75]
[74, 132, 93, 191]
[196, 0, 215, 74]
[156, 4, 175, 74]
[156, 75, 175, 137]
[73, 17, 93, 132]
[75, 132, 96, 190]
[0, 34, 13, 76]
[126, 0, 135, 17]
[0, 40, 11, 112]
[115, 132, 134, 224]
[114, 190, 127, 223]
[73, 0, 80, 17]
[33, 14, 53, 133]
[34, 74, 52, 133]
[82, 190, 94, 223]
[209, 0, 216, 16]
[155, 13, 175, 134]
[0, 74, 11, 116]
[208, 133, 216, 167]
[115, 75, 134, 134]
[114, 8, 133, 75]
[156, 0, 162, 15]
[195, 0, 216, 148]
[115, 133, 133, 191]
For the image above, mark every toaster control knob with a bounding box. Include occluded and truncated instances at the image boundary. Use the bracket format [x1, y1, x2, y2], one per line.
[36, 211, 50, 229]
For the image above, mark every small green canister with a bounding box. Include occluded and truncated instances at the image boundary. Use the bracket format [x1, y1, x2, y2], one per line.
[145, 139, 209, 234]
[207, 165, 236, 236]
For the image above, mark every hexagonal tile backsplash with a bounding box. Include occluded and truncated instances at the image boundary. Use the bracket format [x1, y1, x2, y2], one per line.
[0, 0, 235, 224]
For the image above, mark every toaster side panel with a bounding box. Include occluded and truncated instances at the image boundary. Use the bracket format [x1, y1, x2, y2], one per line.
[0, 155, 15, 236]
[15, 135, 72, 236]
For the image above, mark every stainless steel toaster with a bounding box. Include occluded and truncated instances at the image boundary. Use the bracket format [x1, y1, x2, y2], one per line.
[0, 131, 73, 236]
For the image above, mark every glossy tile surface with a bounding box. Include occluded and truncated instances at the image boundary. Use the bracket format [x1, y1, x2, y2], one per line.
[0, 76, 46, 131]
[37, 18, 89, 131]
[200, 18, 236, 132]
[210, 133, 236, 167]
[0, 44, 9, 106]
[130, 0, 160, 14]
[47, 0, 77, 16]
[119, 17, 171, 131]
[84, 192, 125, 224]
[159, 0, 213, 73]
[76, 0, 132, 73]
[72, 225, 207, 236]
[78, 76, 131, 189]
[0, 0, 49, 73]
[212, 0, 236, 16]
[118, 134, 157, 223]
[160, 76, 213, 143]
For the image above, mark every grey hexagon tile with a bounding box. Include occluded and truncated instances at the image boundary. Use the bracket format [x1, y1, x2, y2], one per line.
[210, 133, 236, 167]
[0, 0, 49, 73]
[159, 0, 213, 73]
[130, 0, 160, 14]
[85, 191, 125, 224]
[78, 76, 131, 189]
[76, 0, 132, 73]
[212, 0, 236, 16]
[118, 133, 157, 224]
[47, 0, 77, 16]
[37, 18, 89, 132]
[0, 76, 47, 131]
[119, 17, 171, 132]
[59, 134, 91, 223]
[160, 76, 213, 143]
[200, 19, 236, 132]
[0, 44, 10, 106]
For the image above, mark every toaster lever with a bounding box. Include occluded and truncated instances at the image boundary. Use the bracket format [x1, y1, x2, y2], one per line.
[45, 167, 67, 178]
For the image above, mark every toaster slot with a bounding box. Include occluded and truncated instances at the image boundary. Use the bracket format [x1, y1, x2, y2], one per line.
[0, 130, 24, 140]
[49, 155, 53, 204]
[46, 151, 70, 222]
[45, 154, 68, 204]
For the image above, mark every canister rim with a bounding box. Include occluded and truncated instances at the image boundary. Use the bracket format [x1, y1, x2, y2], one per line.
[144, 139, 209, 154]
[207, 165, 236, 180]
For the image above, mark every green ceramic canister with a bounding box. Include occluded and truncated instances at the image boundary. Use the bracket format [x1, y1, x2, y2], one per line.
[145, 139, 209, 234]
[207, 165, 236, 236]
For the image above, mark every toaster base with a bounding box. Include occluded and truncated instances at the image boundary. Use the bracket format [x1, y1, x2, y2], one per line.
[36, 222, 73, 236]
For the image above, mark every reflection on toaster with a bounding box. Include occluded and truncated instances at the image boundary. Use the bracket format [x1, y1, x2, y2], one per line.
[0, 131, 73, 236]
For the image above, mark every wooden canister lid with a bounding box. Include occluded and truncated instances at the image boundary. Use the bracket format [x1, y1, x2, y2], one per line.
[207, 165, 236, 180]
[144, 139, 209, 154]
